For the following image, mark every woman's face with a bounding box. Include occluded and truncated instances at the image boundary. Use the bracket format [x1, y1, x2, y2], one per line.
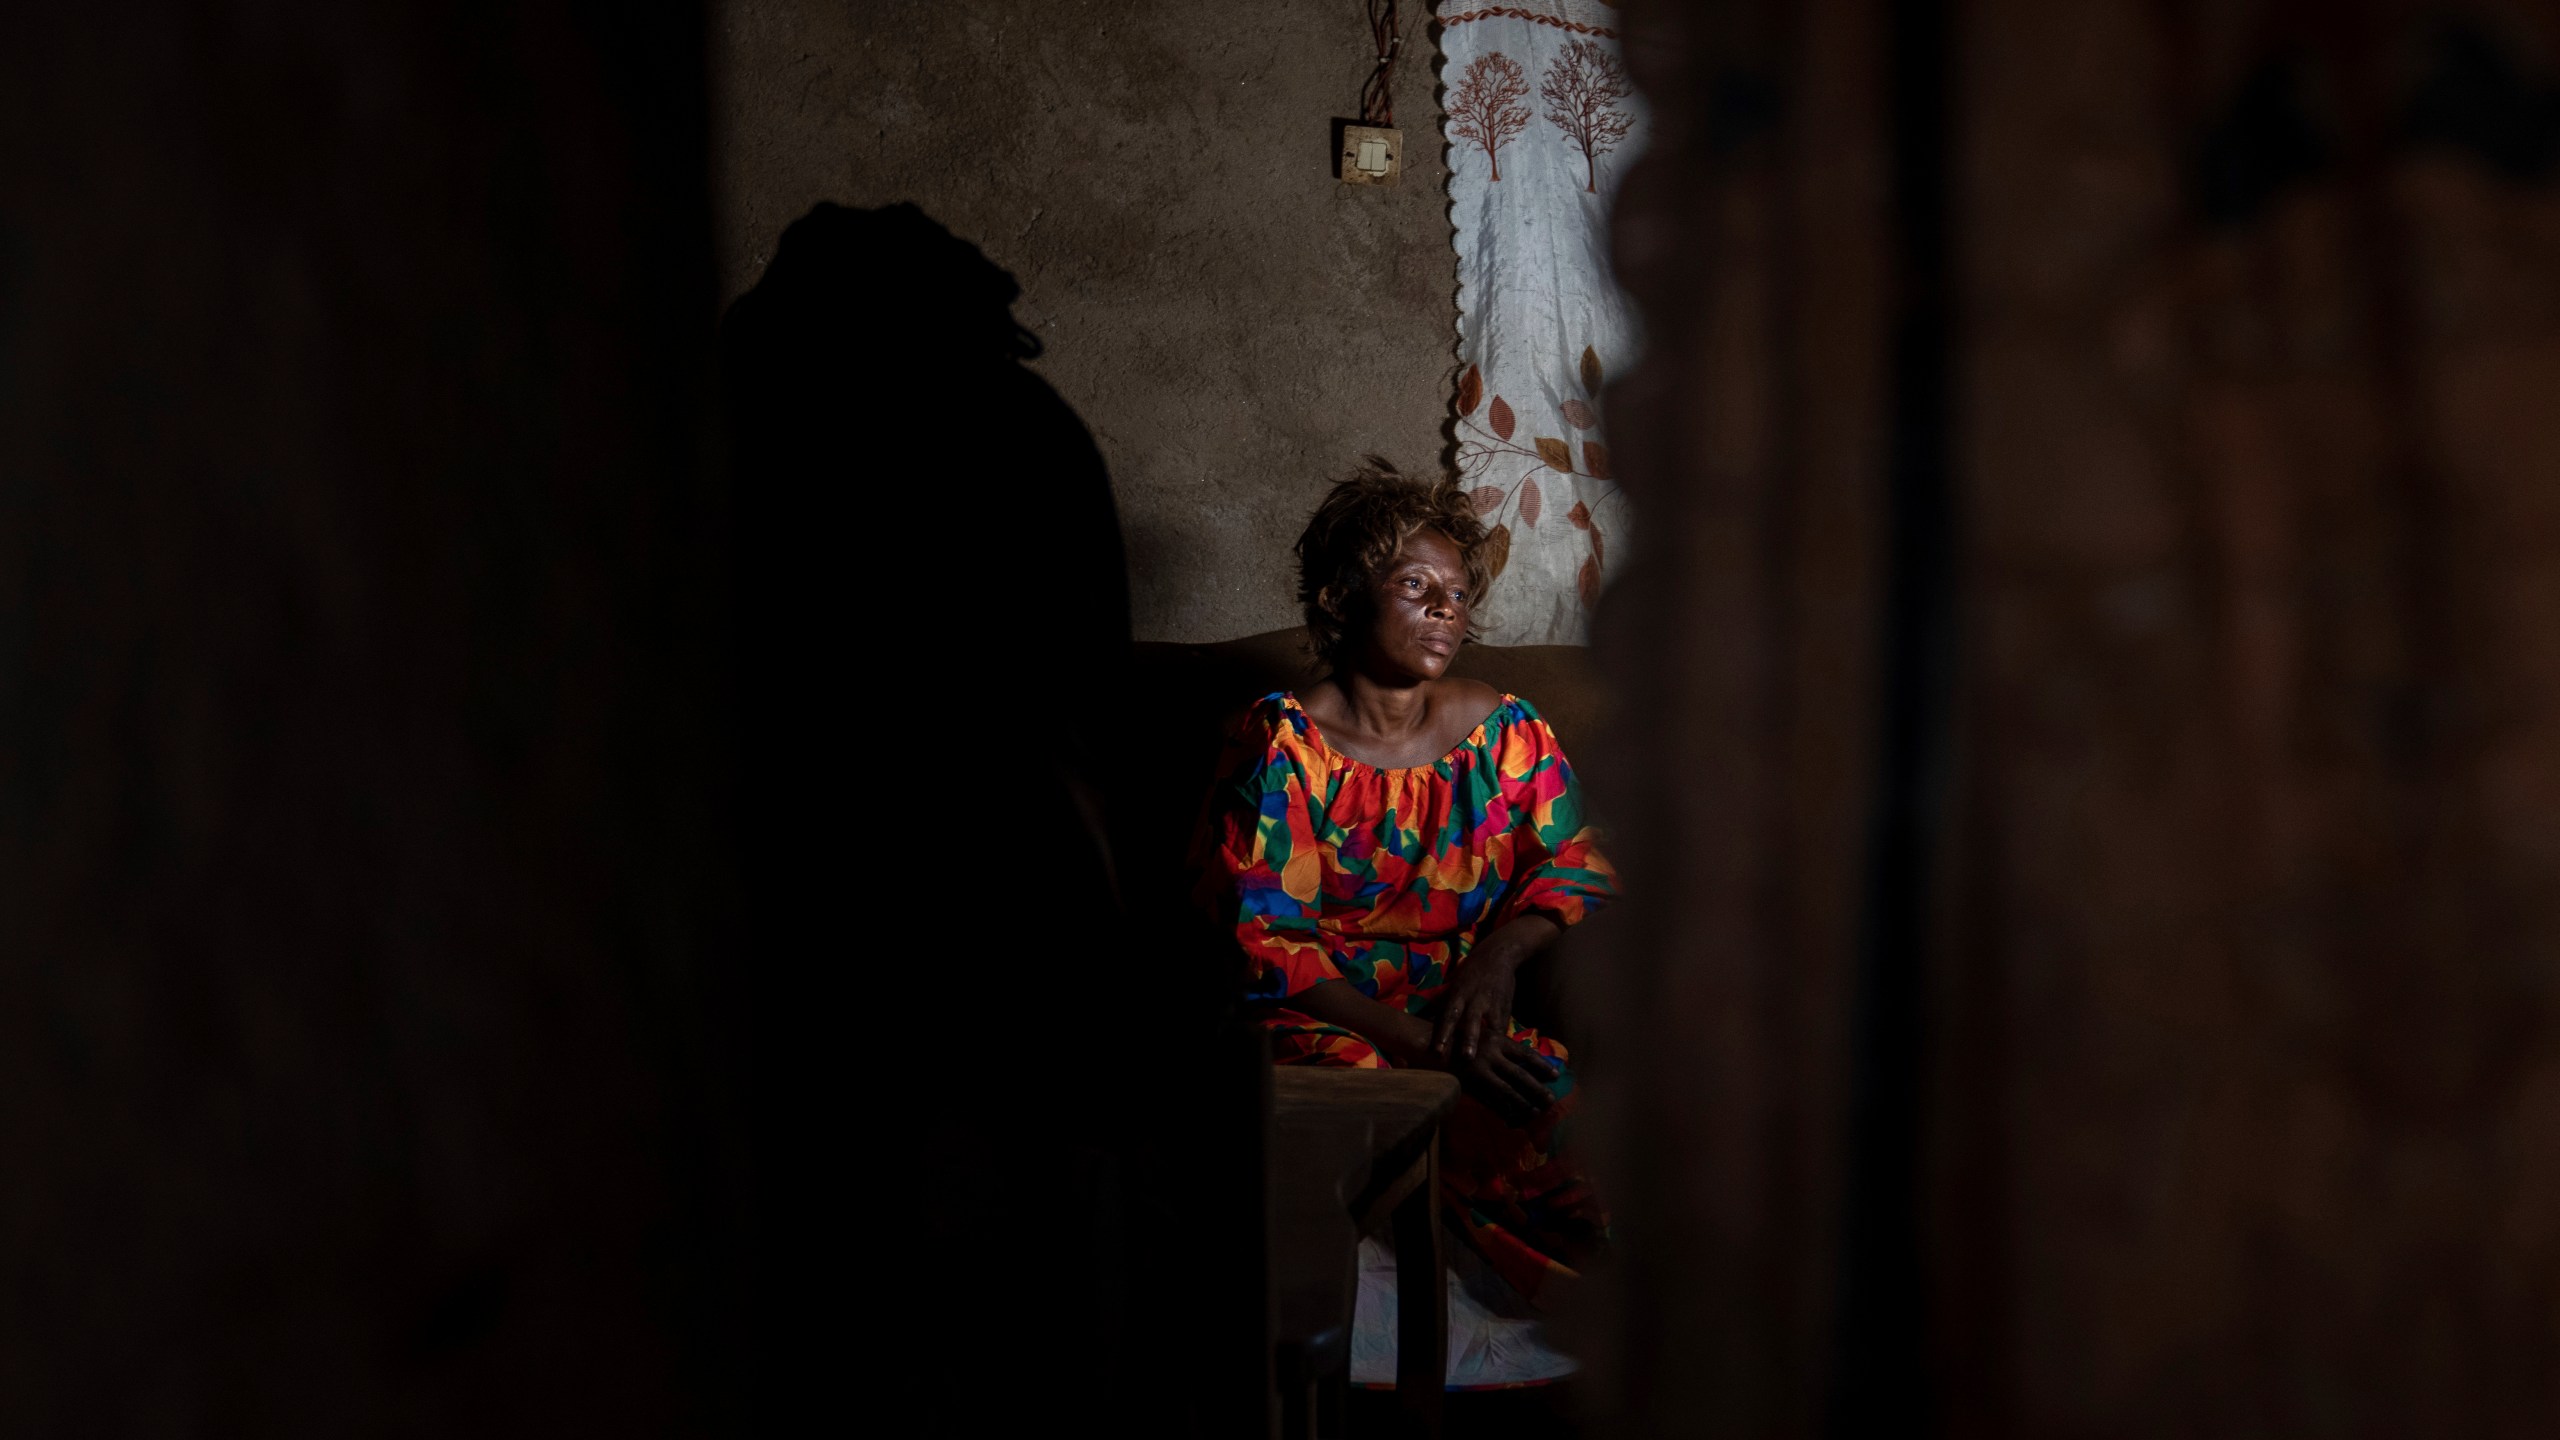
[1353, 527, 1472, 681]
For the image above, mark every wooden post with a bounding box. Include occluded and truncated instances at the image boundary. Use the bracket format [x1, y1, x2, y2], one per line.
[1391, 1143, 1446, 1437]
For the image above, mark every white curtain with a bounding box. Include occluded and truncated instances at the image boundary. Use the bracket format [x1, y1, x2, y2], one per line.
[1439, 1, 1646, 645]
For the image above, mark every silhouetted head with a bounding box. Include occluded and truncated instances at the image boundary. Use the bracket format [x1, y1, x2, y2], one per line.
[1295, 458, 1492, 680]
[726, 201, 1039, 368]
[719, 198, 1128, 726]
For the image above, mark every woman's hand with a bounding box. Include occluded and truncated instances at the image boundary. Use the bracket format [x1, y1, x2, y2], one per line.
[1431, 914, 1562, 1063]
[1431, 953, 1517, 1063]
[1450, 1034, 1557, 1124]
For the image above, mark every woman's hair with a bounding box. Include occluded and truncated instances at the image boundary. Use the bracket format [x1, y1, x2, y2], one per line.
[1295, 457, 1493, 670]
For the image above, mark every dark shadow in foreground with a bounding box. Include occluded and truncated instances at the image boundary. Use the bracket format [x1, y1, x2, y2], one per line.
[721, 203, 1259, 1436]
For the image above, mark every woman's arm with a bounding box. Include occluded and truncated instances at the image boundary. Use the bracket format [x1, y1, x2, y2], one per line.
[1296, 977, 1556, 1118]
[1193, 704, 1335, 1003]
[1494, 713, 1618, 930]
[1435, 706, 1619, 1063]
[1289, 978, 1435, 1063]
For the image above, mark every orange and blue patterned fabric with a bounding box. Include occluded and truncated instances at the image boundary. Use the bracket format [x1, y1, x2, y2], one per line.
[1195, 691, 1618, 1304]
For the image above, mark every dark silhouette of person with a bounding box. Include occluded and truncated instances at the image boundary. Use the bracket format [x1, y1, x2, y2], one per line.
[723, 205, 1257, 1433]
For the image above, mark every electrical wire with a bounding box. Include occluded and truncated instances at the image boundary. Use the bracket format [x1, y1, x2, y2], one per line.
[1360, 0, 1403, 128]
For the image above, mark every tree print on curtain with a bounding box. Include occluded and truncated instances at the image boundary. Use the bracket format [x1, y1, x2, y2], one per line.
[1440, 1, 1646, 644]
[1540, 39, 1634, 193]
[1449, 53, 1532, 181]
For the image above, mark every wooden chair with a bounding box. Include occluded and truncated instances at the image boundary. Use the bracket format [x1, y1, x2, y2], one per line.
[1269, 1067, 1462, 1440]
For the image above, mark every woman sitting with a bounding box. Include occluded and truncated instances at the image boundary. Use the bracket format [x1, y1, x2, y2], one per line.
[1195, 459, 1617, 1303]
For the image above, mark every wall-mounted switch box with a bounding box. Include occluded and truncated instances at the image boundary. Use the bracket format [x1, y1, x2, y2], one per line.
[1340, 125, 1402, 185]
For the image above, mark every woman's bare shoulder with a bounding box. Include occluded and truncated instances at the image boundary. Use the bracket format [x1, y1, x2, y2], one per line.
[1294, 676, 1350, 726]
[1435, 675, 1505, 727]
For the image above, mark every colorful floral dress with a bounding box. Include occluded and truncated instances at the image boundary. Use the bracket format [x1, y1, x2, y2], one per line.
[1195, 691, 1618, 1302]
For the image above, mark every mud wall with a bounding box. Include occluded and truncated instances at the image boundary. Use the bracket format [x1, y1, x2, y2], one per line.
[713, 0, 1460, 642]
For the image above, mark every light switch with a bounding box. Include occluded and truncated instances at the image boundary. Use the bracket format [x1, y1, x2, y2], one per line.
[1340, 125, 1401, 185]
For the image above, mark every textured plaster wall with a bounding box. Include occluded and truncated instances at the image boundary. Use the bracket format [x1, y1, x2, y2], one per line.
[713, 0, 1459, 642]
